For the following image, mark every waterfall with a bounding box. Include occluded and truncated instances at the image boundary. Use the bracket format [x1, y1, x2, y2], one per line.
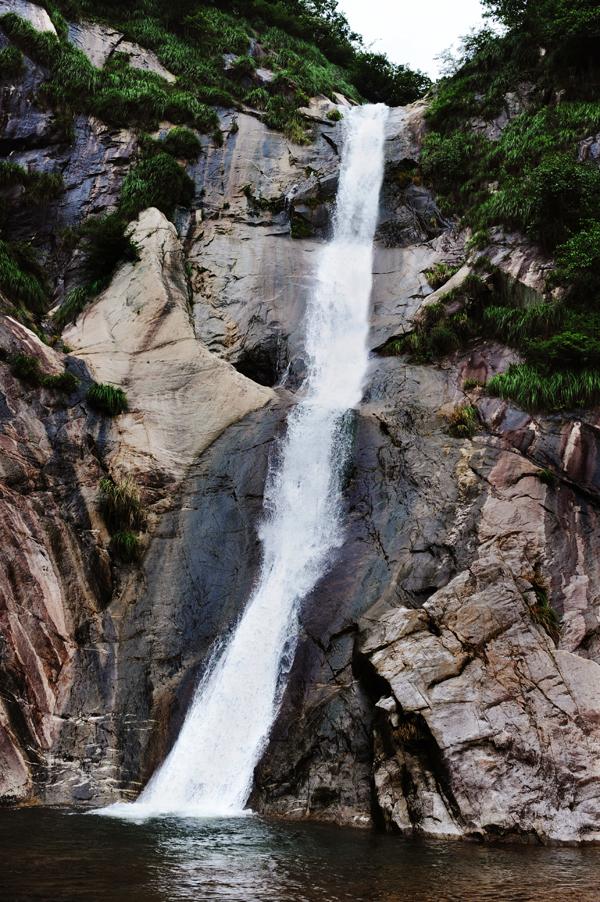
[100, 103, 388, 820]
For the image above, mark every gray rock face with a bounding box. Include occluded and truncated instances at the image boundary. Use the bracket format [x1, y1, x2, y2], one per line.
[189, 111, 341, 383]
[2, 49, 600, 846]
[67, 21, 176, 82]
[0, 317, 112, 804]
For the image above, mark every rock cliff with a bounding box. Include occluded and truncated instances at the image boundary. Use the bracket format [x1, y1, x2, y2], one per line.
[2, 4, 600, 846]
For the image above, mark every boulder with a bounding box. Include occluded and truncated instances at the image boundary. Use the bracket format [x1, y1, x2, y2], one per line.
[0, 1, 55, 33]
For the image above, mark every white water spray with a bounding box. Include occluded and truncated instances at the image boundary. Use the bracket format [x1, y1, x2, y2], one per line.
[100, 104, 388, 820]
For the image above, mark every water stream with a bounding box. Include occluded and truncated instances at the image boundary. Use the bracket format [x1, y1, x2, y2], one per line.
[102, 103, 388, 819]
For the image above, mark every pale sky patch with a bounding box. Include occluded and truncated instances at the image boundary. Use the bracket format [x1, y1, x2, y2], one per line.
[337, 0, 487, 78]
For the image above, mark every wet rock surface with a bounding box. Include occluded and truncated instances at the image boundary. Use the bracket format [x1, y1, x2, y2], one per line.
[1, 54, 600, 845]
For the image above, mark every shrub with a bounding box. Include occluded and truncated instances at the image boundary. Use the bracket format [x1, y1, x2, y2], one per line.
[0, 240, 47, 311]
[0, 161, 64, 205]
[429, 322, 461, 356]
[0, 44, 23, 78]
[463, 377, 483, 390]
[482, 303, 563, 345]
[349, 51, 431, 106]
[228, 55, 256, 80]
[326, 108, 342, 122]
[110, 530, 141, 563]
[41, 370, 79, 392]
[98, 477, 144, 531]
[23, 171, 64, 206]
[290, 214, 315, 239]
[552, 221, 600, 299]
[480, 153, 600, 250]
[120, 153, 194, 221]
[1, 13, 217, 134]
[244, 87, 270, 110]
[160, 126, 201, 158]
[10, 352, 41, 385]
[87, 382, 128, 416]
[80, 214, 139, 283]
[420, 131, 489, 201]
[526, 331, 600, 369]
[448, 403, 479, 438]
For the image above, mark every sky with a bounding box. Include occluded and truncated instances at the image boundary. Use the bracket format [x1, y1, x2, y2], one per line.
[337, 0, 487, 78]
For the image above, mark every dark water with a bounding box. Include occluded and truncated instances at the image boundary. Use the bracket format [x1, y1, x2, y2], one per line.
[2, 809, 600, 902]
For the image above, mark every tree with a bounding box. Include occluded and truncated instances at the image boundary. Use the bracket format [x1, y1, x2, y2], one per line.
[351, 52, 431, 107]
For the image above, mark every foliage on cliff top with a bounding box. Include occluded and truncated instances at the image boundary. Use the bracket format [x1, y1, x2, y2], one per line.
[22, 1, 429, 142]
[417, 0, 600, 412]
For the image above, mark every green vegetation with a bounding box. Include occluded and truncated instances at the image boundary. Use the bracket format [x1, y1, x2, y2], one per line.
[536, 467, 557, 487]
[110, 529, 141, 563]
[160, 126, 201, 158]
[98, 476, 145, 531]
[447, 403, 479, 439]
[243, 185, 285, 214]
[410, 0, 600, 413]
[99, 475, 145, 565]
[383, 264, 600, 411]
[10, 352, 43, 385]
[0, 163, 63, 317]
[52, 215, 139, 328]
[463, 377, 483, 390]
[9, 352, 79, 392]
[381, 276, 490, 363]
[53, 283, 98, 329]
[41, 370, 79, 392]
[290, 213, 315, 239]
[87, 382, 128, 416]
[0, 3, 428, 335]
[488, 364, 600, 411]
[120, 152, 194, 220]
[1, 1, 428, 144]
[80, 213, 140, 282]
[0, 240, 48, 312]
[326, 108, 342, 122]
[0, 13, 218, 132]
[424, 261, 461, 290]
[526, 577, 561, 643]
[0, 160, 64, 208]
[0, 43, 23, 77]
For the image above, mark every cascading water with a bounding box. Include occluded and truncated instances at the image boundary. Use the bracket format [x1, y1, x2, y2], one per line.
[100, 103, 388, 819]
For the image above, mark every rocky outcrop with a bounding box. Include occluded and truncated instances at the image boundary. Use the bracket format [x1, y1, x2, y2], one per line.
[2, 29, 600, 846]
[65, 207, 273, 483]
[67, 21, 176, 82]
[189, 110, 342, 382]
[0, 317, 111, 804]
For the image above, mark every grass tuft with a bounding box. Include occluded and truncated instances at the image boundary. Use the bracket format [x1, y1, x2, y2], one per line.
[98, 476, 144, 532]
[87, 382, 128, 417]
[110, 529, 141, 563]
[447, 403, 479, 439]
[488, 364, 600, 411]
[424, 262, 460, 290]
